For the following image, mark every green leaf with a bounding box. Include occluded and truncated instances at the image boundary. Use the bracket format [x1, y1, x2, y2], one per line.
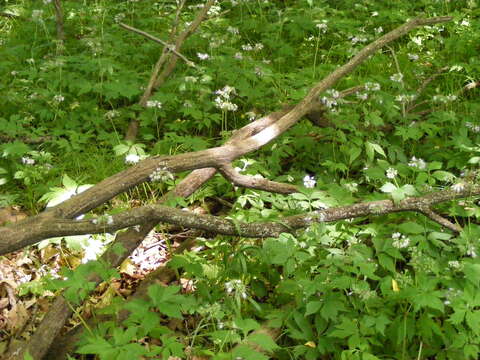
[305, 301, 322, 316]
[380, 182, 397, 193]
[246, 332, 279, 352]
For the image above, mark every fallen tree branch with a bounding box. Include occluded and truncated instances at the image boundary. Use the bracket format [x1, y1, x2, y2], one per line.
[2, 185, 476, 250]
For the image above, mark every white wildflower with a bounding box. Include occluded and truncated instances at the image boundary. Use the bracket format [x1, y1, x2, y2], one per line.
[374, 26, 383, 34]
[390, 73, 403, 83]
[11, 71, 18, 76]
[53, 94, 65, 102]
[371, 11, 379, 16]
[114, 13, 125, 23]
[207, 5, 221, 16]
[43, 0, 52, 4]
[408, 53, 419, 61]
[408, 156, 426, 169]
[197, 52, 210, 60]
[146, 100, 162, 109]
[316, 22, 328, 33]
[303, 175, 316, 188]
[125, 154, 140, 164]
[448, 260, 461, 269]
[242, 43, 254, 51]
[365, 82, 381, 91]
[392, 233, 410, 249]
[21, 157, 35, 165]
[104, 110, 119, 119]
[460, 19, 470, 27]
[451, 183, 465, 193]
[386, 167, 398, 179]
[26, 58, 35, 65]
[395, 94, 415, 103]
[150, 166, 174, 182]
[467, 245, 477, 258]
[411, 36, 423, 46]
[234, 52, 243, 60]
[356, 92, 368, 100]
[254, 43, 264, 51]
[450, 65, 463, 72]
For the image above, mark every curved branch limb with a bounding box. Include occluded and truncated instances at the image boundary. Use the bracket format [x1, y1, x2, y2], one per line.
[118, 22, 195, 68]
[3, 185, 478, 250]
[218, 164, 298, 194]
[418, 206, 462, 233]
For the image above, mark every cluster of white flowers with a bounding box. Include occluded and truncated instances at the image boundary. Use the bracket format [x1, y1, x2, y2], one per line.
[386, 167, 397, 179]
[254, 66, 265, 77]
[197, 52, 210, 60]
[392, 232, 410, 249]
[395, 94, 415, 103]
[207, 5, 222, 17]
[234, 52, 243, 60]
[408, 53, 419, 61]
[356, 92, 368, 100]
[408, 156, 426, 169]
[465, 122, 480, 133]
[146, 100, 162, 109]
[241, 43, 264, 52]
[21, 157, 35, 165]
[225, 279, 247, 299]
[315, 20, 328, 33]
[451, 182, 465, 193]
[448, 260, 462, 270]
[214, 85, 238, 111]
[53, 94, 65, 103]
[104, 110, 119, 120]
[411, 36, 423, 46]
[43, 0, 52, 4]
[244, 111, 257, 121]
[150, 166, 174, 182]
[365, 82, 381, 91]
[467, 245, 477, 258]
[320, 89, 340, 108]
[374, 26, 383, 34]
[390, 73, 404, 83]
[303, 175, 316, 188]
[125, 153, 140, 164]
[114, 13, 125, 23]
[350, 35, 368, 45]
[432, 94, 457, 103]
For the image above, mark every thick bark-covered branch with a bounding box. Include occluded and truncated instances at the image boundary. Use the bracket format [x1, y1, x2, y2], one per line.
[1, 185, 476, 253]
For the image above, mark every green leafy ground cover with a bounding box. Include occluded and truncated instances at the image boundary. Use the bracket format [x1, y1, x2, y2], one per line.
[1, 0, 480, 359]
